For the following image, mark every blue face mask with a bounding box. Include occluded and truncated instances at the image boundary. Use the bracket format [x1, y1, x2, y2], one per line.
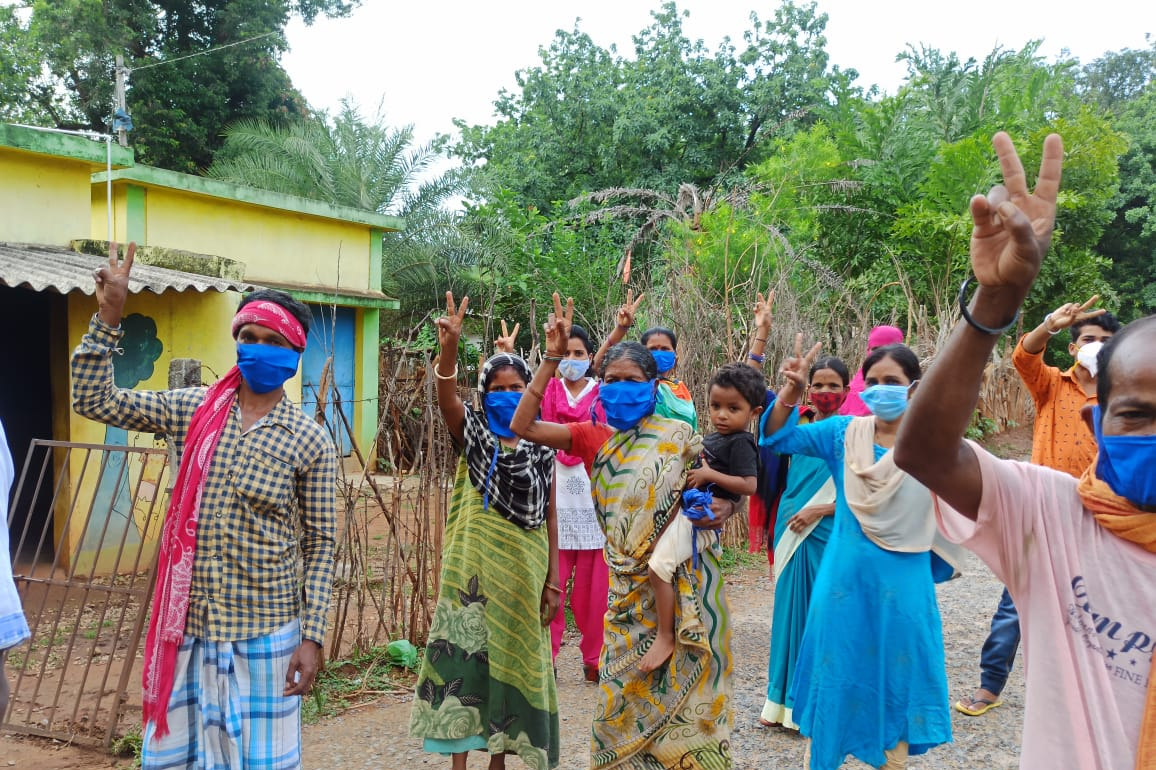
[599, 379, 657, 431]
[236, 344, 300, 394]
[557, 358, 589, 383]
[483, 391, 522, 438]
[1092, 405, 1156, 507]
[651, 350, 676, 376]
[859, 383, 912, 422]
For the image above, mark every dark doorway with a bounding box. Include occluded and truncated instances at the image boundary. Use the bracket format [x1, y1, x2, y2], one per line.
[0, 286, 58, 560]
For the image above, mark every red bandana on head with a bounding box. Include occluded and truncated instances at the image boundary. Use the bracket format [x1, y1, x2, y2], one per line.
[142, 300, 305, 738]
[231, 300, 307, 349]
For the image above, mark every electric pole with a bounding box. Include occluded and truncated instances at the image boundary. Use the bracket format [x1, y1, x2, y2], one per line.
[114, 54, 128, 147]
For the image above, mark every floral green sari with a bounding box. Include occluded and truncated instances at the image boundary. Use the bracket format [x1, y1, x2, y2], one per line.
[589, 414, 733, 769]
[410, 458, 559, 769]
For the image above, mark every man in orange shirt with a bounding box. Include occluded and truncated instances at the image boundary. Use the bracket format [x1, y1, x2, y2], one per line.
[956, 298, 1120, 716]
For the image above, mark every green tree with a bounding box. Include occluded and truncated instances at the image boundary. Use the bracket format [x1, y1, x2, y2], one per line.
[1077, 40, 1156, 114]
[1097, 82, 1156, 320]
[0, 5, 45, 123]
[720, 43, 1125, 346]
[453, 1, 847, 214]
[14, 0, 358, 171]
[1077, 44, 1156, 321]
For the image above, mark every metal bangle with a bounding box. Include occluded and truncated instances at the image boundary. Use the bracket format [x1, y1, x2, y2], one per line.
[958, 276, 1020, 336]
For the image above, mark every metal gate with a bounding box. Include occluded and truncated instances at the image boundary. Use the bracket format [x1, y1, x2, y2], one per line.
[2, 438, 170, 748]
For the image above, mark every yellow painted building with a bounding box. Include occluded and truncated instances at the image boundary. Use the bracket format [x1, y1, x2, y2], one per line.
[0, 123, 402, 573]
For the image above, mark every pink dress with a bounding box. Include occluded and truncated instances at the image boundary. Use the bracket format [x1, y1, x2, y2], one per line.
[540, 377, 610, 670]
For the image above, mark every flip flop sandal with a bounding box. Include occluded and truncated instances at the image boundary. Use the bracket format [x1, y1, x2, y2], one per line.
[954, 697, 1003, 716]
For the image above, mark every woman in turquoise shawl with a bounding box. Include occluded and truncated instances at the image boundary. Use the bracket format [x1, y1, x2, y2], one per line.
[760, 357, 849, 729]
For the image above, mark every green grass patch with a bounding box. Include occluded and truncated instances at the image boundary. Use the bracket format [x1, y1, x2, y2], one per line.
[718, 544, 763, 575]
[111, 726, 143, 768]
[303, 644, 418, 724]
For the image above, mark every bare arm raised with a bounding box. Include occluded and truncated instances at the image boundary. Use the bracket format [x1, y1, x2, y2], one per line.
[746, 289, 774, 371]
[510, 293, 576, 452]
[1021, 295, 1104, 355]
[591, 290, 644, 373]
[895, 132, 1063, 518]
[762, 333, 822, 438]
[433, 292, 470, 445]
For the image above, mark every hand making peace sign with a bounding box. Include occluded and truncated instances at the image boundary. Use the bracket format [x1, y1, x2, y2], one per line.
[544, 292, 574, 357]
[779, 333, 823, 400]
[495, 319, 521, 355]
[1043, 295, 1106, 334]
[615, 289, 645, 331]
[94, 241, 136, 327]
[753, 289, 775, 333]
[435, 291, 469, 351]
[969, 132, 1063, 297]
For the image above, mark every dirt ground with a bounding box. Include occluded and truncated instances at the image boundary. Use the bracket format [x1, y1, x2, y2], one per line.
[2, 428, 1035, 769]
[2, 553, 1025, 770]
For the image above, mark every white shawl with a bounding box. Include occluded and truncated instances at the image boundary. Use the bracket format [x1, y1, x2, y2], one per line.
[843, 416, 965, 575]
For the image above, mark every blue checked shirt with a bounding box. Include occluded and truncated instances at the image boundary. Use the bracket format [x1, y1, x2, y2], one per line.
[71, 315, 337, 644]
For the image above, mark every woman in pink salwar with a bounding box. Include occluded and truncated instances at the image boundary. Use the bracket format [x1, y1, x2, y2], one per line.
[539, 324, 610, 682]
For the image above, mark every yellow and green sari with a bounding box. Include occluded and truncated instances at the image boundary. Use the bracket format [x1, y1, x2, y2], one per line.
[589, 414, 733, 769]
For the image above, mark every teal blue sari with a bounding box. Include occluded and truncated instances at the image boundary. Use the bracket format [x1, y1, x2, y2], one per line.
[761, 445, 834, 728]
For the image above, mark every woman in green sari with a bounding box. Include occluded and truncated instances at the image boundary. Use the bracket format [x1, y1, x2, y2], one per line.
[410, 293, 561, 770]
[512, 295, 735, 770]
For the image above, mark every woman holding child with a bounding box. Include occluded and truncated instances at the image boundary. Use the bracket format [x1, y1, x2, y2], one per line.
[762, 338, 955, 770]
[511, 294, 734, 770]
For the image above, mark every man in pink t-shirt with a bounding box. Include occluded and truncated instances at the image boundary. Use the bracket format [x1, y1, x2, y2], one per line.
[895, 132, 1156, 769]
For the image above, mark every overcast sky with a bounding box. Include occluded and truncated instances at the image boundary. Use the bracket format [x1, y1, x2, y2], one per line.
[282, 0, 1152, 145]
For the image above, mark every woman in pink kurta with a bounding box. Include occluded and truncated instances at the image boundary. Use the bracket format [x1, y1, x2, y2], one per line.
[539, 324, 610, 682]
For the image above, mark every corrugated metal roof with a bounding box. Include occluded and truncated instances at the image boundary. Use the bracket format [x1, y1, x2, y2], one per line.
[0, 242, 254, 295]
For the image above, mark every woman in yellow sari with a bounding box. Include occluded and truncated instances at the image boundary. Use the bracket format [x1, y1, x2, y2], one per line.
[511, 295, 734, 770]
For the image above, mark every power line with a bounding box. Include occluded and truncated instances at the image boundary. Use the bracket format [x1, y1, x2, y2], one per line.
[127, 31, 279, 73]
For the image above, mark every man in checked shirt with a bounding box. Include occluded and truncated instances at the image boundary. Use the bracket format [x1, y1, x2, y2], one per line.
[72, 242, 336, 770]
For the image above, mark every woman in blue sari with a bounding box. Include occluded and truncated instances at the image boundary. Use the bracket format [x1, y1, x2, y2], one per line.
[760, 356, 849, 730]
[762, 339, 957, 770]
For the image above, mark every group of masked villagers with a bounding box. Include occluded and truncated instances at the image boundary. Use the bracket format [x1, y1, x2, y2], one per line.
[48, 128, 1154, 770]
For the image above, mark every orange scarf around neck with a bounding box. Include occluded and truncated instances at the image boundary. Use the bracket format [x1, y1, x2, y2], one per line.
[1077, 465, 1156, 770]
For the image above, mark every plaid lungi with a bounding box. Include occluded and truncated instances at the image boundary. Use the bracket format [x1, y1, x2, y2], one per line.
[142, 619, 302, 770]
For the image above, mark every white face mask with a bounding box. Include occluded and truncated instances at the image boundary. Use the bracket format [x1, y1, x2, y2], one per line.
[1076, 341, 1104, 378]
[556, 358, 589, 382]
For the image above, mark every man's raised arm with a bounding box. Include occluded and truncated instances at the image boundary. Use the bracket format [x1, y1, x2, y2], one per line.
[895, 132, 1064, 519]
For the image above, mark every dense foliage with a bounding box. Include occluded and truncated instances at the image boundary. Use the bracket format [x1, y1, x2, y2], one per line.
[2, 0, 358, 171]
[447, 6, 1153, 366]
[3, 0, 1151, 355]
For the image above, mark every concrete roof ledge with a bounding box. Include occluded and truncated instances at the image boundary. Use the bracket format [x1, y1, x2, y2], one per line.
[71, 240, 247, 282]
[91, 165, 405, 232]
[0, 123, 135, 167]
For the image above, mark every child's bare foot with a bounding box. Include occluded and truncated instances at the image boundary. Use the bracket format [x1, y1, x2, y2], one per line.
[638, 633, 674, 672]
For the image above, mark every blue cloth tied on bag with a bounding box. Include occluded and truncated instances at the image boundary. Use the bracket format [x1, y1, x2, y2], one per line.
[680, 488, 715, 568]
